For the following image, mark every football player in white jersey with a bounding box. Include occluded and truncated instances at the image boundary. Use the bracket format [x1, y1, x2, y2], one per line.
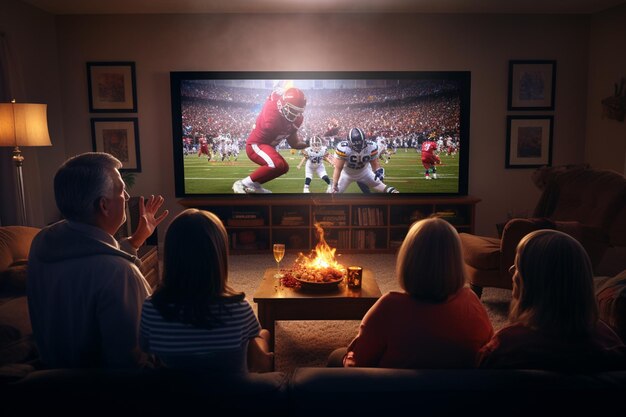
[231, 138, 241, 161]
[376, 135, 391, 164]
[297, 136, 334, 193]
[218, 134, 232, 162]
[331, 128, 399, 194]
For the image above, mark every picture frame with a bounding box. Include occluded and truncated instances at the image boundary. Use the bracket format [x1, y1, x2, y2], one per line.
[87, 62, 137, 112]
[507, 60, 556, 111]
[506, 115, 553, 168]
[91, 118, 142, 172]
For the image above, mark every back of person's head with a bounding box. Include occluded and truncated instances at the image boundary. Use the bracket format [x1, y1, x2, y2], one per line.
[155, 209, 244, 329]
[54, 152, 121, 223]
[510, 229, 598, 339]
[396, 217, 466, 302]
[161, 209, 230, 299]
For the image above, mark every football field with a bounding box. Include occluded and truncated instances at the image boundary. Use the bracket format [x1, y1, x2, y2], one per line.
[183, 149, 460, 194]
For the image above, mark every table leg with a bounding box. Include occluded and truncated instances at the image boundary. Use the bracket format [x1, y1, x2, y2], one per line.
[256, 302, 276, 351]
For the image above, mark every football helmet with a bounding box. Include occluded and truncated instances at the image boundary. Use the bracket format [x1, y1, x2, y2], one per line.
[277, 87, 306, 122]
[310, 136, 323, 151]
[348, 127, 366, 152]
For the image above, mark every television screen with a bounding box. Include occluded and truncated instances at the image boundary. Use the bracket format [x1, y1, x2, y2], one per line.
[170, 71, 470, 197]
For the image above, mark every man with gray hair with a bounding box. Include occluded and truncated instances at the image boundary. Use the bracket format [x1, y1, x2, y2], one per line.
[27, 152, 169, 368]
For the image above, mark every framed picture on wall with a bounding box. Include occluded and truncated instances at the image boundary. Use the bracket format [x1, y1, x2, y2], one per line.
[91, 118, 142, 172]
[506, 115, 553, 168]
[507, 60, 556, 111]
[87, 62, 138, 112]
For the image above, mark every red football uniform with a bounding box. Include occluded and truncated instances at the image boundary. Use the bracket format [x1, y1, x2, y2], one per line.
[198, 138, 210, 156]
[421, 140, 441, 168]
[245, 92, 304, 183]
[247, 92, 302, 146]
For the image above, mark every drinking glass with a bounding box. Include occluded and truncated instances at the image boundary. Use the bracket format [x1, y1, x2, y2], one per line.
[273, 243, 285, 275]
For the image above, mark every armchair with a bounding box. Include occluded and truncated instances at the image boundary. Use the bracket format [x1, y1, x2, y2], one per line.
[0, 226, 39, 294]
[0, 226, 40, 368]
[460, 167, 626, 297]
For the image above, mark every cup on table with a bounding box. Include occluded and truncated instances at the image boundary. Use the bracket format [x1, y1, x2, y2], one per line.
[347, 266, 363, 289]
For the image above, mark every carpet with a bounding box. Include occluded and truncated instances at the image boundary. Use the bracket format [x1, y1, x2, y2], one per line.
[229, 253, 511, 373]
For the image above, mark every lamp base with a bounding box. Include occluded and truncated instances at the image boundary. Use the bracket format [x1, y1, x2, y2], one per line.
[12, 146, 27, 225]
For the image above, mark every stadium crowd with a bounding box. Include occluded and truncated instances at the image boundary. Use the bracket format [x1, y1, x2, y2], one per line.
[180, 81, 461, 150]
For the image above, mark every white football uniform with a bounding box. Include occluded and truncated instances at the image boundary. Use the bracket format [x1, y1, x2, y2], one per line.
[376, 137, 390, 162]
[231, 140, 240, 159]
[304, 146, 330, 179]
[335, 140, 385, 193]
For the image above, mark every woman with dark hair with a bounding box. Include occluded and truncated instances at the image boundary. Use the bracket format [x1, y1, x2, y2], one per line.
[478, 229, 626, 371]
[328, 217, 493, 368]
[139, 209, 273, 373]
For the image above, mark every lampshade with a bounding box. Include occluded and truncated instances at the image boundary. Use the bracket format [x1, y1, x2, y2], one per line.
[0, 102, 52, 147]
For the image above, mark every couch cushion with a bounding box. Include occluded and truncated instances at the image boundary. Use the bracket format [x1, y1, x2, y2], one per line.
[0, 261, 28, 294]
[537, 168, 626, 238]
[0, 226, 39, 271]
[3, 368, 288, 415]
[290, 367, 626, 417]
[0, 295, 37, 366]
[596, 269, 626, 342]
[459, 233, 500, 270]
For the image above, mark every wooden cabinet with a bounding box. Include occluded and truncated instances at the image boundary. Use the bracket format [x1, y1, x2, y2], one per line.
[179, 196, 480, 254]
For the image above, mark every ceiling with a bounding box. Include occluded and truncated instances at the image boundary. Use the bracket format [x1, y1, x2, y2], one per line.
[18, 0, 626, 15]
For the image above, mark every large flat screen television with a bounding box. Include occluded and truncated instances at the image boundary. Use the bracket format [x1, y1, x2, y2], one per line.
[170, 71, 470, 198]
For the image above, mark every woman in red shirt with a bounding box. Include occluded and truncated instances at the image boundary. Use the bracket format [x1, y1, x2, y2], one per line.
[329, 217, 494, 368]
[477, 230, 626, 371]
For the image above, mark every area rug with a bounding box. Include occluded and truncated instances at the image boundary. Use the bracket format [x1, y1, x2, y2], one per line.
[229, 253, 511, 374]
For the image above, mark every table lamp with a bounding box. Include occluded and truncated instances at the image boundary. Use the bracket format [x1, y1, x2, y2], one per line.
[0, 100, 52, 225]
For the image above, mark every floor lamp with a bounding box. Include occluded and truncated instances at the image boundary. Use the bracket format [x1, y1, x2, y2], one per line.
[0, 100, 52, 225]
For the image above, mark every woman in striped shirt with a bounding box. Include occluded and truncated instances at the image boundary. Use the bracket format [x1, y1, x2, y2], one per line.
[140, 209, 273, 373]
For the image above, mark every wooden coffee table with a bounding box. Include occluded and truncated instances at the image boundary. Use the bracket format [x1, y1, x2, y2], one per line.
[253, 268, 382, 350]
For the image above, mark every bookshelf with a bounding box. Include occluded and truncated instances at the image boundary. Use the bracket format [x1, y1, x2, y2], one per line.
[179, 196, 480, 254]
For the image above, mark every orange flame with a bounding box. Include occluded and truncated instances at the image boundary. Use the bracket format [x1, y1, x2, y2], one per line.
[295, 223, 345, 272]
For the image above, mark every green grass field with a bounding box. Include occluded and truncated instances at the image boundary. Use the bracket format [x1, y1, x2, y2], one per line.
[183, 149, 460, 194]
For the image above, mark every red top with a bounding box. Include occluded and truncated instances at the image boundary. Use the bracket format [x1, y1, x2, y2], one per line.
[477, 321, 626, 371]
[247, 92, 303, 147]
[347, 289, 494, 368]
[421, 140, 437, 156]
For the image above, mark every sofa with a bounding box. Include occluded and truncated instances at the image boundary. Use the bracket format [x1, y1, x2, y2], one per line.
[2, 222, 625, 416]
[0, 226, 40, 371]
[460, 166, 626, 296]
[1, 366, 625, 416]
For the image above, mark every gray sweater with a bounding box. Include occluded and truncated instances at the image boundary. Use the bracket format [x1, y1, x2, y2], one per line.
[27, 220, 151, 368]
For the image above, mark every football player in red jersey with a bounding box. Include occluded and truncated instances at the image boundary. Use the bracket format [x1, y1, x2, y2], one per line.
[197, 136, 212, 161]
[232, 87, 309, 194]
[420, 138, 441, 180]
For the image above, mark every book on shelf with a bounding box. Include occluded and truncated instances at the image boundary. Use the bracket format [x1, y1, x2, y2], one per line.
[231, 213, 258, 219]
[354, 207, 384, 226]
[231, 210, 261, 219]
[314, 215, 346, 226]
[280, 211, 305, 226]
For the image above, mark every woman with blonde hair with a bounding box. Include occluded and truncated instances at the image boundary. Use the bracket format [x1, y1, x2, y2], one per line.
[328, 217, 493, 368]
[478, 229, 625, 370]
[139, 209, 273, 373]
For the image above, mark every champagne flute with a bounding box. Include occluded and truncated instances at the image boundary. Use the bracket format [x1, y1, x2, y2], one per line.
[273, 243, 285, 276]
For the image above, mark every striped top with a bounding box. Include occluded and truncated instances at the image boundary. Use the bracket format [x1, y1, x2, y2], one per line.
[139, 298, 261, 359]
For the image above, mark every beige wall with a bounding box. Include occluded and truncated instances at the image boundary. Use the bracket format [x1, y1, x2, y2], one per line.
[0, 0, 66, 226]
[3, 3, 602, 239]
[586, 3, 626, 174]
